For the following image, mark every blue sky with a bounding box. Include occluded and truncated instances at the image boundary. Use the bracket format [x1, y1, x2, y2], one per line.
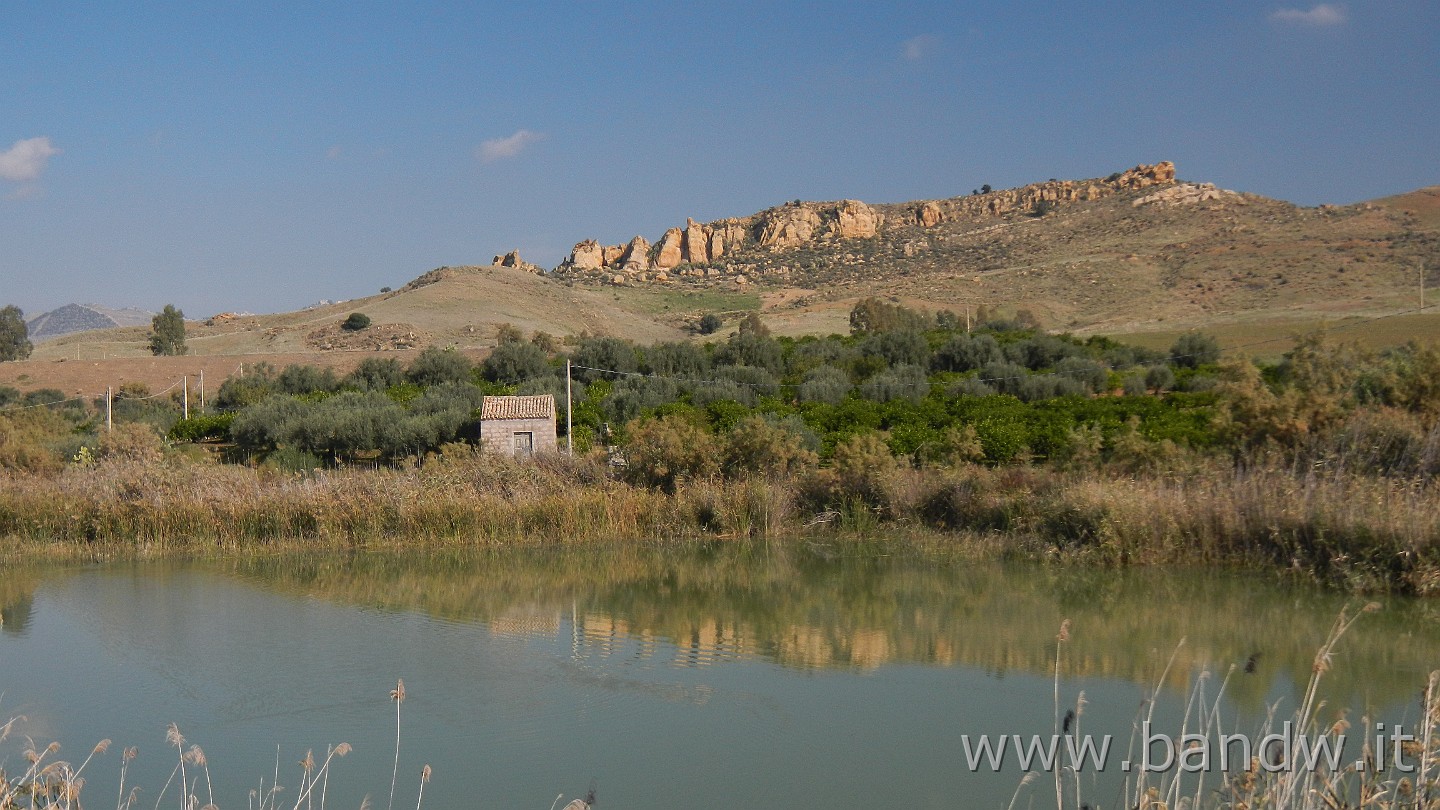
[4, 1, 1437, 317]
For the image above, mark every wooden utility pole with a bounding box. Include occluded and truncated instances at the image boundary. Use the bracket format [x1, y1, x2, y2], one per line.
[105, 386, 113, 433]
[182, 376, 189, 420]
[565, 359, 574, 455]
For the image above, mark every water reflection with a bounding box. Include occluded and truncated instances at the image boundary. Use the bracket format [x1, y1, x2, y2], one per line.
[217, 543, 1440, 709]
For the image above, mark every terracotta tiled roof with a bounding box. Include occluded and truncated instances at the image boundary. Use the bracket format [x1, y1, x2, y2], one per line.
[480, 394, 556, 420]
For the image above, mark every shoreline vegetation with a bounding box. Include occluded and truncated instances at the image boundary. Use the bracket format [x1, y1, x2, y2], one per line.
[3, 300, 1440, 592]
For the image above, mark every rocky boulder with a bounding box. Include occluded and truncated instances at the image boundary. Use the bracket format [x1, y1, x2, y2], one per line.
[619, 235, 651, 271]
[569, 240, 605, 270]
[655, 228, 684, 269]
[916, 202, 943, 228]
[683, 218, 709, 263]
[832, 200, 881, 238]
[758, 205, 822, 248]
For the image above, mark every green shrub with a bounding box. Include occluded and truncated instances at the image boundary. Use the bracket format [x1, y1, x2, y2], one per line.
[406, 346, 473, 387]
[169, 412, 236, 442]
[859, 364, 929, 403]
[571, 337, 638, 382]
[933, 333, 1002, 372]
[482, 341, 550, 384]
[342, 312, 371, 331]
[624, 414, 720, 491]
[799, 365, 852, 405]
[1145, 365, 1176, 392]
[345, 357, 405, 391]
[1171, 332, 1221, 368]
[724, 415, 818, 478]
[698, 313, 723, 335]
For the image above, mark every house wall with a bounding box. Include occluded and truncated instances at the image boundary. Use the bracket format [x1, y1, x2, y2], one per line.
[479, 417, 558, 457]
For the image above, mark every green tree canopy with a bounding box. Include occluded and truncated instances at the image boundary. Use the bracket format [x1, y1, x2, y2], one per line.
[0, 305, 32, 362]
[149, 304, 188, 356]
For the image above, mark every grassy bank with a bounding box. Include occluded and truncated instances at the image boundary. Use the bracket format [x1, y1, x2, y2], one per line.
[3, 449, 1437, 593]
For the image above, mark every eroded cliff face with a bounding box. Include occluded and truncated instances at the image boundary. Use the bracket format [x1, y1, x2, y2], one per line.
[552, 162, 1178, 284]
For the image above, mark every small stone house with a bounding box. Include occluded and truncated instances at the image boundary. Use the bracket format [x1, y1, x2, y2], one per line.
[478, 395, 558, 458]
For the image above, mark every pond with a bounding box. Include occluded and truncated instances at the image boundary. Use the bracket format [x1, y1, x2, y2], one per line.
[2, 543, 1438, 809]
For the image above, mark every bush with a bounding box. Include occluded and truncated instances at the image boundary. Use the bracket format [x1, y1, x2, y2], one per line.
[1171, 332, 1220, 369]
[406, 346, 473, 387]
[945, 377, 996, 398]
[168, 412, 236, 443]
[482, 341, 551, 384]
[344, 357, 405, 391]
[1122, 375, 1148, 397]
[712, 331, 783, 372]
[624, 414, 720, 491]
[715, 365, 779, 397]
[342, 312, 372, 331]
[724, 415, 818, 478]
[96, 422, 165, 464]
[604, 377, 681, 424]
[859, 364, 929, 403]
[1054, 357, 1108, 394]
[799, 366, 852, 405]
[697, 313, 723, 335]
[572, 337, 638, 382]
[644, 341, 708, 377]
[1005, 335, 1084, 370]
[860, 328, 930, 367]
[1144, 365, 1176, 392]
[277, 364, 339, 395]
[829, 431, 901, 505]
[933, 333, 1002, 372]
[214, 363, 277, 409]
[849, 297, 930, 335]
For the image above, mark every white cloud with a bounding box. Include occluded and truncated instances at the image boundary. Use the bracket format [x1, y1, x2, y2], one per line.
[477, 129, 545, 163]
[0, 137, 60, 183]
[902, 34, 939, 61]
[1270, 4, 1347, 25]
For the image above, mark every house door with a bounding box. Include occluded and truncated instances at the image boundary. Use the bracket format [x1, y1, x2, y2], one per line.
[513, 431, 534, 459]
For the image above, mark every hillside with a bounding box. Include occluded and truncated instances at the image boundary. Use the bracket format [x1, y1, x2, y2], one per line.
[1, 265, 749, 395]
[552, 163, 1440, 337]
[26, 303, 154, 342]
[5, 161, 1439, 394]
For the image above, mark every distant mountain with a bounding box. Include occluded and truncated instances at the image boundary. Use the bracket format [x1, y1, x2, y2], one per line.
[26, 303, 154, 342]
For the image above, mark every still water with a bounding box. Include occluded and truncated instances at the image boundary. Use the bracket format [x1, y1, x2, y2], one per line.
[2, 544, 1438, 809]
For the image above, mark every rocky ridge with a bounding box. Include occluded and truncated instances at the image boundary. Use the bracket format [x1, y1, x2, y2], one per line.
[551, 162, 1178, 285]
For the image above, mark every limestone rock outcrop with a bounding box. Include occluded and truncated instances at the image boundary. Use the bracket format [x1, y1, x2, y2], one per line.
[655, 228, 684, 269]
[619, 236, 651, 271]
[916, 202, 943, 228]
[491, 250, 523, 267]
[569, 240, 605, 270]
[833, 200, 881, 238]
[552, 161, 1182, 286]
[683, 218, 709, 263]
[758, 205, 822, 248]
[1132, 182, 1242, 208]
